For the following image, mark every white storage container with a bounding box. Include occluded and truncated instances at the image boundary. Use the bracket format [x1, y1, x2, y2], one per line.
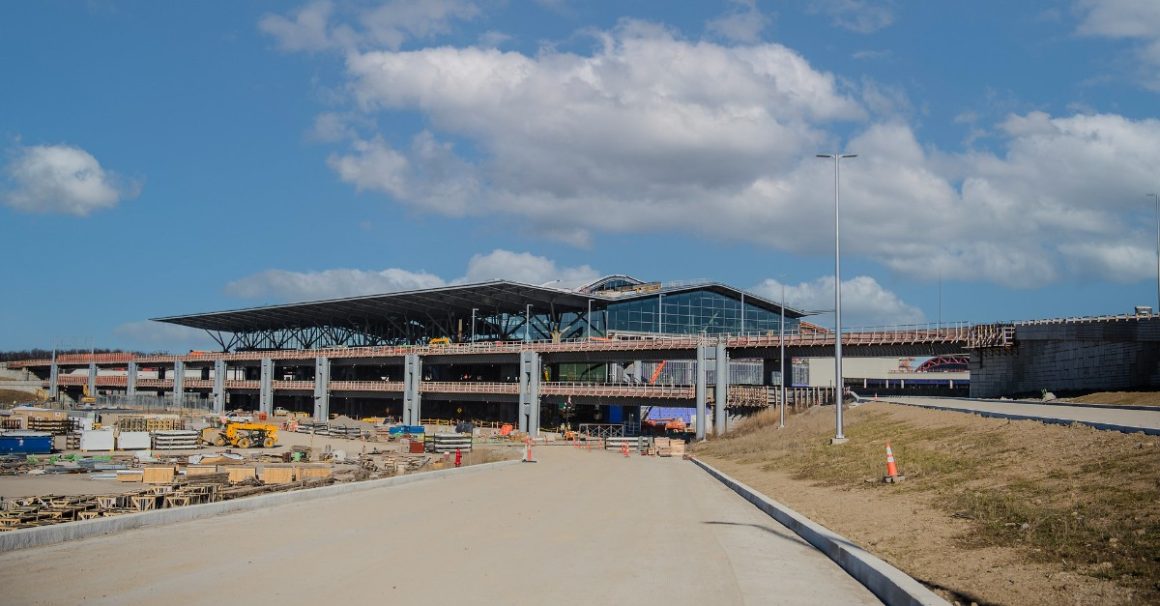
[80, 429, 115, 452]
[117, 431, 151, 450]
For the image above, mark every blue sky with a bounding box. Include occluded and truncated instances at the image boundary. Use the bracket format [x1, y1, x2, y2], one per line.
[2, 0, 1160, 352]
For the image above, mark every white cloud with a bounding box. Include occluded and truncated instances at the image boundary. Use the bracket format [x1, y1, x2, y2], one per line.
[808, 0, 895, 34]
[458, 250, 599, 288]
[2, 143, 138, 216]
[273, 17, 1160, 289]
[225, 267, 446, 301]
[1075, 0, 1160, 89]
[225, 249, 600, 302]
[753, 276, 925, 327]
[707, 0, 769, 44]
[114, 321, 218, 352]
[259, 0, 479, 52]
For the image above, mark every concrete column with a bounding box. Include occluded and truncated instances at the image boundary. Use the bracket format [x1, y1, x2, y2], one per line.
[173, 360, 185, 408]
[212, 359, 226, 414]
[714, 340, 728, 435]
[127, 362, 138, 399]
[49, 359, 59, 400]
[87, 362, 97, 400]
[313, 356, 330, 422]
[403, 354, 422, 425]
[518, 350, 541, 436]
[259, 358, 273, 416]
[695, 342, 707, 440]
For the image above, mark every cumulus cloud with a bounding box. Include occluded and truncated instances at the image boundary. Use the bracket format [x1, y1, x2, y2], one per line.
[458, 250, 599, 288]
[808, 0, 895, 33]
[114, 321, 218, 352]
[225, 249, 599, 302]
[225, 267, 446, 301]
[1075, 0, 1160, 89]
[259, 0, 479, 52]
[267, 13, 1160, 288]
[753, 276, 925, 327]
[706, 0, 769, 43]
[2, 143, 138, 216]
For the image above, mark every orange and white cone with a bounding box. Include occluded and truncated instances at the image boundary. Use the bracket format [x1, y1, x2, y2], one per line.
[621, 443, 629, 458]
[523, 438, 536, 463]
[885, 442, 899, 479]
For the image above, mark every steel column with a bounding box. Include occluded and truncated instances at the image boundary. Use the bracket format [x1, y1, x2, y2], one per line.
[313, 356, 330, 422]
[127, 361, 138, 398]
[173, 360, 185, 408]
[403, 354, 422, 425]
[259, 358, 273, 416]
[87, 362, 97, 401]
[714, 340, 727, 435]
[518, 350, 541, 436]
[695, 341, 707, 440]
[48, 355, 59, 401]
[212, 359, 225, 414]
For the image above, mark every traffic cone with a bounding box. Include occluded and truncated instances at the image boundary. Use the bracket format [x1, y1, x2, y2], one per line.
[523, 438, 537, 463]
[621, 443, 629, 458]
[883, 442, 902, 482]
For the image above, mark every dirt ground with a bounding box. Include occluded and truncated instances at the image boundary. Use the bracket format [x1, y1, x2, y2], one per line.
[696, 403, 1160, 606]
[1061, 391, 1160, 406]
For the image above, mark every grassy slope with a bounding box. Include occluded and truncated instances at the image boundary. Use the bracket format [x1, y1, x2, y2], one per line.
[696, 404, 1160, 604]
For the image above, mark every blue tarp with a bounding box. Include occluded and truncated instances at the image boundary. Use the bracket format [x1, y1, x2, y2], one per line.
[644, 407, 694, 423]
[387, 425, 425, 435]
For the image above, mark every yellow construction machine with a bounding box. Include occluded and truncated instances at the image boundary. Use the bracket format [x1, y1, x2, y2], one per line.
[200, 422, 279, 448]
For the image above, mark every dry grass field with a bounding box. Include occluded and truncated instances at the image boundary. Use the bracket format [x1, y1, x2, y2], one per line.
[696, 403, 1160, 605]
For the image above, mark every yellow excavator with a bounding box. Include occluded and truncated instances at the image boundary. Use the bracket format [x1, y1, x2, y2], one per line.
[200, 422, 279, 448]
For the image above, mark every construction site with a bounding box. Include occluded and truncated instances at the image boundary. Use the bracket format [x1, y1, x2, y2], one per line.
[2, 275, 1159, 605]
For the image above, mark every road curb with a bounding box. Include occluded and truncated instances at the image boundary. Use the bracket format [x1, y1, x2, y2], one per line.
[876, 399, 1159, 436]
[690, 457, 949, 606]
[0, 458, 521, 552]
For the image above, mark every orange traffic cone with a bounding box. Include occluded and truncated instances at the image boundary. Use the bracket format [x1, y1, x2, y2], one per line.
[523, 438, 536, 463]
[884, 442, 902, 482]
[621, 443, 629, 458]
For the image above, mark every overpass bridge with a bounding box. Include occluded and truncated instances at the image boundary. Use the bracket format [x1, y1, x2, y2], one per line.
[8, 323, 1004, 439]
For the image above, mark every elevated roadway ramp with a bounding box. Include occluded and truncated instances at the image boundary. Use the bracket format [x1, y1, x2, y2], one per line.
[875, 396, 1160, 435]
[0, 448, 880, 605]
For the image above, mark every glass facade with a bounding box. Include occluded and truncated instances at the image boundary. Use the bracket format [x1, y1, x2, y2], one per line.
[604, 289, 797, 336]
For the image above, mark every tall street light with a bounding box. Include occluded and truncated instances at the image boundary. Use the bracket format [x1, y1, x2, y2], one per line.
[779, 283, 786, 430]
[817, 152, 856, 444]
[1149, 193, 1160, 313]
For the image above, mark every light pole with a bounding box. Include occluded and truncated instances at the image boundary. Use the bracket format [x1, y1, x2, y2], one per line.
[525, 304, 533, 343]
[817, 152, 856, 444]
[779, 283, 786, 430]
[470, 307, 478, 343]
[1149, 193, 1160, 313]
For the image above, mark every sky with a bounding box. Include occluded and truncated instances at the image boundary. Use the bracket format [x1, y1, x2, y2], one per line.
[2, 0, 1160, 352]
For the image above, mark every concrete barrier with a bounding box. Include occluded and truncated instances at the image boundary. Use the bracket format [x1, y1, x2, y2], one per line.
[880, 398, 1160, 436]
[0, 459, 521, 552]
[691, 457, 949, 606]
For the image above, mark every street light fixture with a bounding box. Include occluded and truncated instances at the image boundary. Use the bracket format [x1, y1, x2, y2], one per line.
[817, 152, 856, 444]
[779, 282, 786, 430]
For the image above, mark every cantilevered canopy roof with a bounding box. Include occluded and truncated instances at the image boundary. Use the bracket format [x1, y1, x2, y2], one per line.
[153, 280, 598, 332]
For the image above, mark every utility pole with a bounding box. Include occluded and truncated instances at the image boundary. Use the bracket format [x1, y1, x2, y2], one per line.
[817, 153, 856, 444]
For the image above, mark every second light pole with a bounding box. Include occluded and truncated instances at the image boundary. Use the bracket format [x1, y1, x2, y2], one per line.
[817, 152, 856, 444]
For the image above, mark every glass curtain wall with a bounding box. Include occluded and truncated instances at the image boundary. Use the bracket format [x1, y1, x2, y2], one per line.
[605, 290, 797, 336]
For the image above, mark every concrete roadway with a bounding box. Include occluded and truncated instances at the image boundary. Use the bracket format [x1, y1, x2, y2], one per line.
[0, 447, 880, 606]
[879, 396, 1160, 434]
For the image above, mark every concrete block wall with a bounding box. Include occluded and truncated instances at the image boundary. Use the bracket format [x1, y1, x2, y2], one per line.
[971, 319, 1160, 397]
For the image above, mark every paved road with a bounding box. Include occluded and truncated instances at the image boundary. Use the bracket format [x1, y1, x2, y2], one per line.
[0, 447, 880, 605]
[880, 396, 1160, 434]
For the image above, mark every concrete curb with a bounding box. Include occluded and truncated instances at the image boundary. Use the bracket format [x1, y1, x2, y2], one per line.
[877, 399, 1159, 436]
[895, 394, 1160, 412]
[690, 457, 949, 606]
[0, 459, 522, 552]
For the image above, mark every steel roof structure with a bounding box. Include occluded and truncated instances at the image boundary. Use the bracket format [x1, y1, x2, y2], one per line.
[152, 278, 807, 351]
